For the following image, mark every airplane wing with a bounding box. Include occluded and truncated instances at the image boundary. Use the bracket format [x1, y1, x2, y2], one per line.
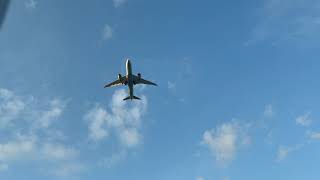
[104, 76, 127, 88]
[104, 80, 122, 88]
[133, 75, 157, 86]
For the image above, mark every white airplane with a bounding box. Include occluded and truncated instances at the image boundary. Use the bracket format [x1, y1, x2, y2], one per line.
[104, 59, 157, 100]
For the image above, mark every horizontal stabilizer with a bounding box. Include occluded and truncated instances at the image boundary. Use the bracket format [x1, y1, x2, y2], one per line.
[123, 96, 141, 101]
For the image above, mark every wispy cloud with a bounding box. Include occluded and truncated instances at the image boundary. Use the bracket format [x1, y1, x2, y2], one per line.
[246, 0, 320, 46]
[276, 144, 303, 161]
[221, 177, 230, 180]
[0, 88, 25, 128]
[103, 150, 127, 168]
[41, 143, 79, 161]
[50, 163, 86, 178]
[102, 24, 113, 40]
[167, 81, 176, 90]
[0, 136, 36, 162]
[113, 0, 127, 8]
[25, 0, 37, 9]
[263, 104, 274, 118]
[0, 88, 83, 177]
[196, 177, 205, 180]
[36, 99, 67, 129]
[296, 112, 312, 127]
[308, 131, 320, 140]
[201, 120, 251, 166]
[0, 163, 8, 172]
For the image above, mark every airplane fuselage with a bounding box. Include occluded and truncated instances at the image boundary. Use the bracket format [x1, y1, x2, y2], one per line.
[126, 59, 134, 99]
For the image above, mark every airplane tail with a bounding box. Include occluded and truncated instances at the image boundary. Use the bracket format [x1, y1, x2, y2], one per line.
[123, 95, 141, 101]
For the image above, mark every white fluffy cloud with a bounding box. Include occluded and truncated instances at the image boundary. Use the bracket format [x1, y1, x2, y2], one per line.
[119, 128, 141, 148]
[202, 121, 251, 166]
[85, 107, 109, 141]
[296, 112, 312, 126]
[85, 89, 147, 149]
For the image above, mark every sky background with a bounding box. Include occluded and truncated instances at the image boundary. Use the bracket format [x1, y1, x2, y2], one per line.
[1, 0, 320, 179]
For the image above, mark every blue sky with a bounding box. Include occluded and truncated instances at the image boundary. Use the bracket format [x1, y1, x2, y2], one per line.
[1, 0, 320, 179]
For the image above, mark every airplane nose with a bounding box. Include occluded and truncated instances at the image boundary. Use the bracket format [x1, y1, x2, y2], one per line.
[126, 59, 131, 64]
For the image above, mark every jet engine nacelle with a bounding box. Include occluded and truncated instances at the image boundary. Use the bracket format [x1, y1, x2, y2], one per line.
[118, 74, 122, 81]
[137, 73, 141, 79]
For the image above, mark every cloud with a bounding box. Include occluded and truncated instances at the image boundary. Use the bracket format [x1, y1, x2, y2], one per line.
[85, 89, 147, 160]
[25, 0, 37, 9]
[49, 162, 88, 179]
[103, 150, 127, 168]
[102, 24, 113, 40]
[0, 89, 68, 129]
[0, 89, 25, 127]
[113, 0, 126, 8]
[246, 0, 320, 45]
[0, 137, 36, 162]
[0, 134, 82, 176]
[167, 81, 176, 90]
[37, 99, 67, 129]
[296, 112, 312, 127]
[51, 163, 86, 178]
[119, 128, 141, 148]
[308, 131, 320, 140]
[0, 163, 8, 171]
[196, 177, 205, 180]
[0, 88, 82, 176]
[41, 143, 79, 161]
[264, 104, 274, 117]
[276, 144, 303, 161]
[84, 106, 109, 141]
[202, 121, 251, 166]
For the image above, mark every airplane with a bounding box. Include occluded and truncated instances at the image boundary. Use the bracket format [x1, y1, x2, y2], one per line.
[104, 59, 157, 100]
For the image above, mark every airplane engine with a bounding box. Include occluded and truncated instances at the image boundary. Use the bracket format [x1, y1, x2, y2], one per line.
[118, 74, 122, 81]
[137, 73, 141, 79]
